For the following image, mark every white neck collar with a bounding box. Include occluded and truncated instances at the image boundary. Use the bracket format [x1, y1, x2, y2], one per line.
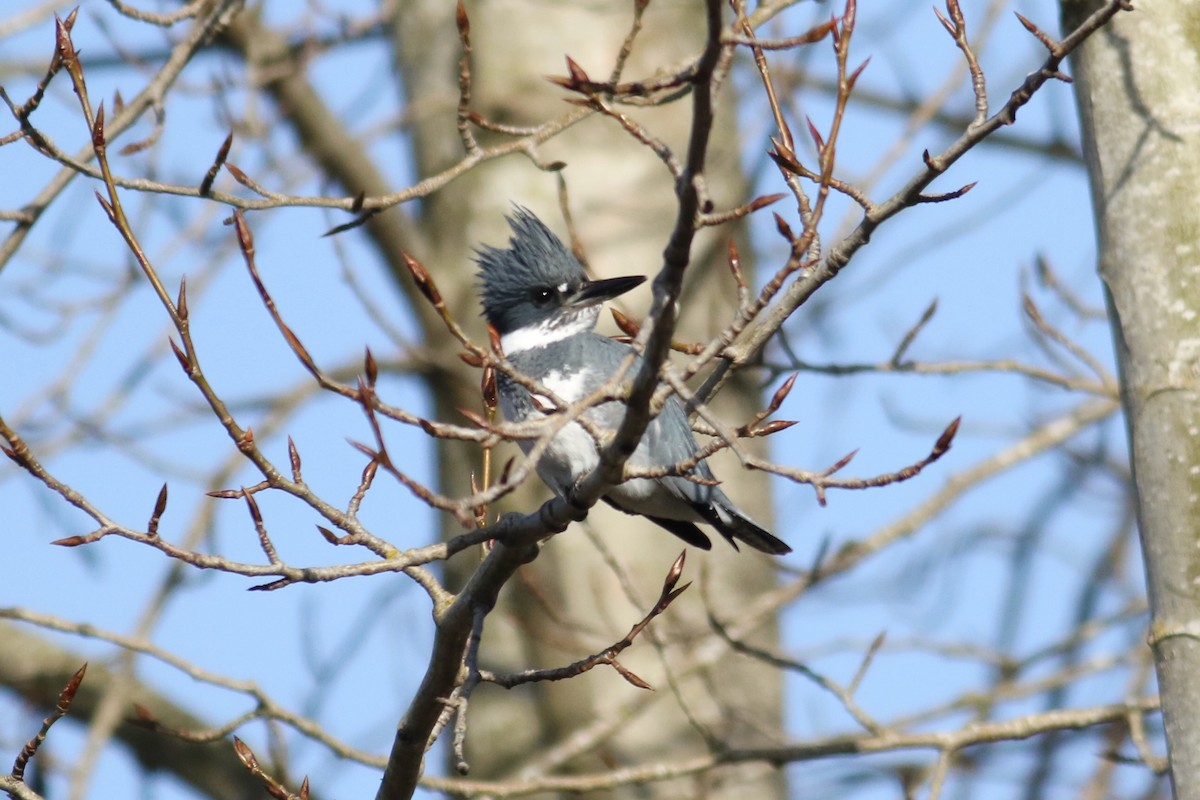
[500, 307, 598, 355]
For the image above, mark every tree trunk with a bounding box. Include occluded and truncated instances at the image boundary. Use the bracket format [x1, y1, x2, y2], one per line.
[392, 2, 785, 795]
[1065, 1, 1200, 794]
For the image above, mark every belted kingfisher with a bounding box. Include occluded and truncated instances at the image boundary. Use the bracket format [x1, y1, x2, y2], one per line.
[476, 208, 790, 555]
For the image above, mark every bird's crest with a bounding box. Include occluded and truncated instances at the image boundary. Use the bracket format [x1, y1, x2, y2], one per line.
[475, 207, 585, 323]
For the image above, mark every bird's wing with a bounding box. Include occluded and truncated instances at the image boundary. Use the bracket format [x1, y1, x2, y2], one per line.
[629, 395, 714, 498]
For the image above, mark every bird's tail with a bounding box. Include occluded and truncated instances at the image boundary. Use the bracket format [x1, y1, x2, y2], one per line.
[710, 498, 791, 555]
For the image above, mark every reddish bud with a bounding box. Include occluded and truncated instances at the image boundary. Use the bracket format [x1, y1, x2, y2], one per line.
[843, 0, 857, 33]
[805, 115, 824, 152]
[565, 55, 590, 85]
[288, 436, 302, 476]
[611, 660, 653, 691]
[94, 191, 115, 223]
[847, 57, 870, 92]
[225, 162, 251, 186]
[768, 138, 804, 175]
[241, 489, 263, 524]
[168, 337, 189, 372]
[456, 0, 469, 35]
[91, 102, 106, 149]
[61, 663, 87, 705]
[768, 373, 798, 414]
[1014, 11, 1038, 37]
[176, 276, 188, 320]
[825, 448, 858, 475]
[364, 347, 378, 386]
[148, 483, 168, 535]
[750, 419, 798, 437]
[232, 737, 258, 770]
[774, 212, 795, 242]
[933, 416, 962, 457]
[199, 132, 233, 196]
[610, 307, 641, 338]
[726, 239, 747, 290]
[402, 252, 443, 306]
[482, 365, 497, 411]
[663, 550, 686, 592]
[748, 193, 787, 213]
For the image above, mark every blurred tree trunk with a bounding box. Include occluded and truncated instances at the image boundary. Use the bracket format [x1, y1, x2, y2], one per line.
[392, 2, 785, 796]
[1065, 0, 1200, 794]
[0, 624, 261, 800]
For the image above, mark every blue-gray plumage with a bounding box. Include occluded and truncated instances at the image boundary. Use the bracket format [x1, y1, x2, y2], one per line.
[477, 208, 790, 556]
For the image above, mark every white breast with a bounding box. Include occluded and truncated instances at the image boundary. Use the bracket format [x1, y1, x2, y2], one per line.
[538, 420, 601, 494]
[539, 369, 600, 492]
[500, 367, 601, 494]
[541, 369, 589, 403]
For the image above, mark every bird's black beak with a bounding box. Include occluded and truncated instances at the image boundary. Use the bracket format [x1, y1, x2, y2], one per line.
[567, 275, 646, 308]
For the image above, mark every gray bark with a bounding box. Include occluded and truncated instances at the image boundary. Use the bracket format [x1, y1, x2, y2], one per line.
[1065, 1, 1200, 794]
[392, 1, 785, 796]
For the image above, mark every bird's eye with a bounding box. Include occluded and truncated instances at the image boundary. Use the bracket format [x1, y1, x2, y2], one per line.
[531, 287, 556, 306]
